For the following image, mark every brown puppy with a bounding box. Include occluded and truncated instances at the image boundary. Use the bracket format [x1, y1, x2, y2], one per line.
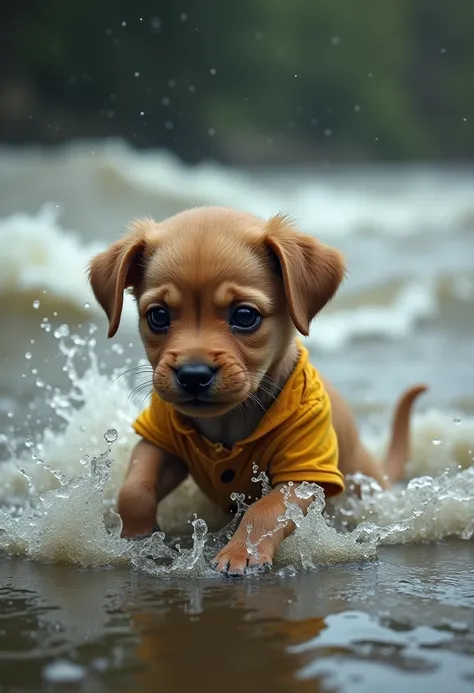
[89, 207, 426, 575]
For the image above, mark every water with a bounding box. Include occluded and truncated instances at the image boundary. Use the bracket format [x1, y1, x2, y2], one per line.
[1, 140, 474, 691]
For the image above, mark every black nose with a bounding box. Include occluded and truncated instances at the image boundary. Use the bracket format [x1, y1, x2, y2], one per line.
[175, 363, 215, 396]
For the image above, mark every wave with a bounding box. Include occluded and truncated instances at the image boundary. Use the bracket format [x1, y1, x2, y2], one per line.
[1, 208, 472, 352]
[0, 330, 473, 575]
[0, 206, 137, 324]
[1, 140, 474, 239]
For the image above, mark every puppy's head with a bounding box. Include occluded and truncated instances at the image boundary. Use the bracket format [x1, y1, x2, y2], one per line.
[89, 207, 345, 418]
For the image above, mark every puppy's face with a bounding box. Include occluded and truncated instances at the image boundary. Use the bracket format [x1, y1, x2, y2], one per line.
[89, 207, 345, 418]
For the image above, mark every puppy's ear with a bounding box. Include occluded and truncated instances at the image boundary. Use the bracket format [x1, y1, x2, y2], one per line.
[88, 219, 154, 338]
[264, 213, 345, 336]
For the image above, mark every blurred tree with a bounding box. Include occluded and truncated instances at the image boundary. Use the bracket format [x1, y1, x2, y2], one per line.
[0, 0, 473, 162]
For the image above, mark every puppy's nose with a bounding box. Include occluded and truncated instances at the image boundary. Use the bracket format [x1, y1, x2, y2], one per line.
[175, 363, 215, 396]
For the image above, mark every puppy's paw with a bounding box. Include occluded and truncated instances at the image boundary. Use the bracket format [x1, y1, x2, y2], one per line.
[211, 540, 273, 577]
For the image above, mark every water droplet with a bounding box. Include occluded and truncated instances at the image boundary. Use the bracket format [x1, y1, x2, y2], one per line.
[208, 128, 216, 137]
[84, 302, 90, 310]
[36, 379, 45, 389]
[353, 104, 361, 112]
[140, 111, 145, 116]
[192, 517, 208, 539]
[104, 428, 118, 444]
[324, 129, 332, 137]
[209, 68, 217, 76]
[440, 47, 446, 53]
[25, 352, 32, 360]
[32, 300, 40, 309]
[453, 417, 462, 425]
[180, 12, 188, 21]
[121, 21, 127, 27]
[43, 660, 86, 684]
[53, 324, 70, 339]
[432, 438, 442, 446]
[331, 36, 341, 46]
[134, 71, 140, 77]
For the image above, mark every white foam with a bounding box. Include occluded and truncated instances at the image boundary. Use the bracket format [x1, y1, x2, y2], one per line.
[0, 330, 473, 577]
[103, 140, 474, 238]
[43, 660, 87, 684]
[0, 206, 137, 323]
[309, 281, 438, 351]
[0, 208, 458, 352]
[2, 141, 473, 239]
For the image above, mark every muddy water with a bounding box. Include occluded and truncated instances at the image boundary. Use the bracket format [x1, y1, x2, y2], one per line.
[1, 144, 474, 692]
[1, 543, 474, 692]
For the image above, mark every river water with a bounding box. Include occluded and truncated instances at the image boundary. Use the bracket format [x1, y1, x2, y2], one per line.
[0, 140, 473, 691]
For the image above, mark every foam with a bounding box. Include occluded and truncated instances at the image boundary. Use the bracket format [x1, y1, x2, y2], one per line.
[103, 140, 474, 238]
[2, 141, 474, 241]
[0, 206, 137, 324]
[1, 207, 469, 353]
[0, 329, 473, 578]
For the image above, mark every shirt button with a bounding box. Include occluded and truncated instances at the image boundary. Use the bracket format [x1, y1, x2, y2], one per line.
[221, 469, 235, 483]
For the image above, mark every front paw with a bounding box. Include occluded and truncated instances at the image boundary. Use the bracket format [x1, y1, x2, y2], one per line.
[211, 540, 273, 577]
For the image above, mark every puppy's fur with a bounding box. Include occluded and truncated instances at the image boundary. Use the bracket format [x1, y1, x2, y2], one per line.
[89, 207, 425, 575]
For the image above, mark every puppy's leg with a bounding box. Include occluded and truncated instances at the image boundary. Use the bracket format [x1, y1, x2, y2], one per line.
[118, 439, 188, 538]
[211, 484, 311, 576]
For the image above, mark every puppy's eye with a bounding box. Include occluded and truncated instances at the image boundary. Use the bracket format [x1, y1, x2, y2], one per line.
[230, 305, 261, 332]
[146, 306, 171, 333]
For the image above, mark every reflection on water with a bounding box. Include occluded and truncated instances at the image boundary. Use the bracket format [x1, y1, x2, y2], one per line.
[1, 542, 473, 692]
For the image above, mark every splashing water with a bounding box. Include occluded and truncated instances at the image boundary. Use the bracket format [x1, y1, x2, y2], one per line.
[0, 323, 473, 578]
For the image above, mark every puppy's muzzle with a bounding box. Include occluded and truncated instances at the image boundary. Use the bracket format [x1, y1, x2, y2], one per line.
[175, 363, 216, 397]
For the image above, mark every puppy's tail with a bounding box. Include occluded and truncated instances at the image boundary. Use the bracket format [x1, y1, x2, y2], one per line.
[383, 384, 428, 483]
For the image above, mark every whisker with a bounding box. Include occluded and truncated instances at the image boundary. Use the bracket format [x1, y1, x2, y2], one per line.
[255, 383, 280, 404]
[127, 381, 153, 407]
[113, 365, 153, 385]
[247, 392, 270, 418]
[139, 391, 153, 410]
[258, 373, 284, 394]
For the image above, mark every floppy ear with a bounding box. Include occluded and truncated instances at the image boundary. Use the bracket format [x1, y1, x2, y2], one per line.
[88, 219, 154, 338]
[264, 213, 346, 336]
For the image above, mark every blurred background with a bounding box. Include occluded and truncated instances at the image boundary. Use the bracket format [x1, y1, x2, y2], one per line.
[1, 0, 474, 459]
[1, 0, 473, 163]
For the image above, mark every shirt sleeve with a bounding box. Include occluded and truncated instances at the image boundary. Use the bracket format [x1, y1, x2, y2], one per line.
[132, 393, 181, 458]
[268, 391, 344, 497]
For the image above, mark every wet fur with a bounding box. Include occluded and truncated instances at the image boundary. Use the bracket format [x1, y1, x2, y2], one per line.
[89, 206, 426, 575]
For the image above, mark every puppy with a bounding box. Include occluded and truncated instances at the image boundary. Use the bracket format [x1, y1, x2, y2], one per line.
[89, 207, 425, 575]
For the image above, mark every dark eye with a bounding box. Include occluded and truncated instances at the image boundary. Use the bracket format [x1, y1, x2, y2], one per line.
[230, 306, 262, 332]
[146, 306, 171, 333]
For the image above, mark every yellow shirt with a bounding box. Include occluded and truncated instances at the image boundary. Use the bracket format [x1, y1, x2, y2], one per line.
[132, 344, 344, 512]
